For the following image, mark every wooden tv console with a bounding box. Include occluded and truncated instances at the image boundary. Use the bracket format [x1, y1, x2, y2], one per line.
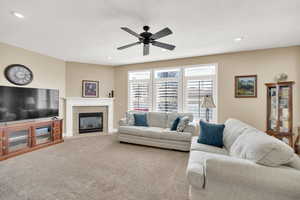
[0, 119, 63, 161]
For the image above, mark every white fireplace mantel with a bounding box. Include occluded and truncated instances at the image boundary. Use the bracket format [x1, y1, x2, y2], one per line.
[64, 97, 114, 137]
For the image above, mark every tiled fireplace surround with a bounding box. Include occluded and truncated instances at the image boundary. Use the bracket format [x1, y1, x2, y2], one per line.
[64, 98, 114, 137]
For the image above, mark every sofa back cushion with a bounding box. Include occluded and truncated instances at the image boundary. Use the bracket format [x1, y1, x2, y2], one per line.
[230, 129, 295, 167]
[223, 118, 253, 150]
[148, 112, 167, 128]
[166, 112, 193, 128]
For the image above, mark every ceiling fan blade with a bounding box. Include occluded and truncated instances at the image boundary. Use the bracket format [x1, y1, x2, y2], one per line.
[121, 27, 143, 39]
[152, 41, 175, 50]
[117, 41, 142, 50]
[143, 44, 149, 56]
[150, 27, 173, 40]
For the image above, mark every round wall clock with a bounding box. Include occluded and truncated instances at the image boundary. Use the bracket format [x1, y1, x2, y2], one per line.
[4, 64, 33, 85]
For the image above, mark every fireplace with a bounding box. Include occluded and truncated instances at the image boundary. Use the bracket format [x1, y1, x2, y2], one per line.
[79, 112, 103, 134]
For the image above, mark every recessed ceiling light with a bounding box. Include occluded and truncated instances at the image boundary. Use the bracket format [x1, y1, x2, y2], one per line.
[11, 11, 24, 19]
[234, 37, 243, 42]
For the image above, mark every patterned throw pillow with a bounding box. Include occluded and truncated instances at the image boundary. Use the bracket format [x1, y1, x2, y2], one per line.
[126, 112, 135, 125]
[176, 116, 190, 132]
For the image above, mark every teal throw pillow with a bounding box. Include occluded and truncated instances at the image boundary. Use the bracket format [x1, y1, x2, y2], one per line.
[198, 120, 225, 148]
[134, 113, 148, 127]
[171, 117, 181, 131]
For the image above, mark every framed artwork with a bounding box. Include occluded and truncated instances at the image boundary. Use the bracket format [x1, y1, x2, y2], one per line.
[235, 75, 257, 98]
[82, 80, 99, 98]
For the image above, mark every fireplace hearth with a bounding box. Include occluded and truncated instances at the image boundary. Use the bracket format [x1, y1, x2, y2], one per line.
[79, 112, 103, 133]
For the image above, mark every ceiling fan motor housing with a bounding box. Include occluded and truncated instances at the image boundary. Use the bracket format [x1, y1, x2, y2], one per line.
[140, 32, 152, 44]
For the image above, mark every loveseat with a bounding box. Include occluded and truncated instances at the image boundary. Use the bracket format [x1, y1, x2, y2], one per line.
[186, 118, 300, 200]
[118, 112, 197, 151]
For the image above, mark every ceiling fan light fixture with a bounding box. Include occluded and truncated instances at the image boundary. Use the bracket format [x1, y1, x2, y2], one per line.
[234, 37, 244, 42]
[11, 11, 24, 19]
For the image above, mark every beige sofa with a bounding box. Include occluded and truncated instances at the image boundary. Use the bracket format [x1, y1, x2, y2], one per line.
[118, 112, 197, 151]
[186, 119, 300, 200]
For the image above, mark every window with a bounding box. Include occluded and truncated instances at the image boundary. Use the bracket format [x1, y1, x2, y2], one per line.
[184, 65, 216, 121]
[154, 69, 180, 112]
[128, 64, 217, 122]
[128, 71, 151, 111]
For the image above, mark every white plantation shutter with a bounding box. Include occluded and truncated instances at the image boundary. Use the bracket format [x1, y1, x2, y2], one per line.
[154, 69, 180, 112]
[128, 71, 151, 111]
[184, 65, 216, 121]
[186, 79, 213, 121]
[155, 81, 179, 112]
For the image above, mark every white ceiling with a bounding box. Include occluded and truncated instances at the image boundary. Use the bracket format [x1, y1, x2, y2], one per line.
[0, 0, 299, 66]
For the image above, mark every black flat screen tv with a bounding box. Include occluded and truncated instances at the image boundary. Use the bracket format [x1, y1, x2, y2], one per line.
[0, 86, 59, 123]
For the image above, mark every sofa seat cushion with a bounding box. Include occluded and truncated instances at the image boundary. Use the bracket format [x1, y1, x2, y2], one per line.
[190, 137, 228, 155]
[161, 129, 192, 142]
[119, 126, 192, 142]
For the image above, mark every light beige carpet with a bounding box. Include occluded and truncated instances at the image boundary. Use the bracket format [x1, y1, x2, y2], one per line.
[0, 135, 189, 200]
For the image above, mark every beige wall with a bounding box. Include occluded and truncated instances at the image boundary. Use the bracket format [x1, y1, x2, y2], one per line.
[114, 46, 300, 132]
[0, 42, 66, 119]
[1, 42, 299, 137]
[65, 62, 114, 98]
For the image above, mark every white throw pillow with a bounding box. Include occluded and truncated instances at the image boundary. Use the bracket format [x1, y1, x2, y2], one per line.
[177, 116, 190, 132]
[230, 129, 294, 167]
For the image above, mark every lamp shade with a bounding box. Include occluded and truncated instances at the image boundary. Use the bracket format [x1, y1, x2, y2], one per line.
[201, 95, 216, 109]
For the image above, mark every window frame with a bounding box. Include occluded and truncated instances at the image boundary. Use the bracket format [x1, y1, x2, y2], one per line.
[127, 63, 218, 122]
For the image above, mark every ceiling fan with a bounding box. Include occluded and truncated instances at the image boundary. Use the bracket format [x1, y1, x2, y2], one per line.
[117, 26, 175, 56]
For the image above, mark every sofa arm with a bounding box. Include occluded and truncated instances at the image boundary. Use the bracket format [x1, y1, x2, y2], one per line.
[205, 156, 300, 197]
[119, 118, 128, 126]
[184, 121, 198, 136]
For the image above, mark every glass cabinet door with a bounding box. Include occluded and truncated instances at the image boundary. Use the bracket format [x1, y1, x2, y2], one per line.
[278, 86, 290, 133]
[267, 86, 278, 132]
[35, 125, 52, 145]
[7, 129, 30, 153]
